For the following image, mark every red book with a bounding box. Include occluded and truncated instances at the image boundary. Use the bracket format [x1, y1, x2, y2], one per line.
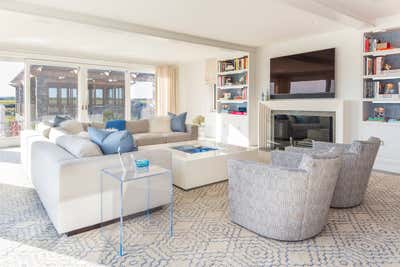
[365, 38, 370, 52]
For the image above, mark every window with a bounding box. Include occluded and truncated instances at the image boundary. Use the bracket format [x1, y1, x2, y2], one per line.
[87, 69, 125, 122]
[30, 65, 79, 122]
[130, 72, 155, 120]
[0, 61, 24, 142]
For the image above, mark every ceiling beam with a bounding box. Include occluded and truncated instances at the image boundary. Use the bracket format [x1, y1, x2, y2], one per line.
[0, 0, 256, 53]
[282, 0, 376, 28]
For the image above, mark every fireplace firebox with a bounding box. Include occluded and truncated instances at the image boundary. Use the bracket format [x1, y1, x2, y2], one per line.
[271, 110, 335, 149]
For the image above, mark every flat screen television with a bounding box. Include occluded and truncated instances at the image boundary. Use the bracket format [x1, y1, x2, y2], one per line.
[270, 48, 335, 99]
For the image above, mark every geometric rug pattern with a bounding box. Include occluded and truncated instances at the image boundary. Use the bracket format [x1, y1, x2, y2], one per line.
[1, 171, 400, 266]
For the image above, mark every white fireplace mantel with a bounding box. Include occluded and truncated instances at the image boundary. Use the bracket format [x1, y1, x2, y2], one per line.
[258, 99, 344, 148]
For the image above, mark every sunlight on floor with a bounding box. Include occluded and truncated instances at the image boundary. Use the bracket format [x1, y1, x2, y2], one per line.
[0, 147, 33, 188]
[0, 237, 102, 266]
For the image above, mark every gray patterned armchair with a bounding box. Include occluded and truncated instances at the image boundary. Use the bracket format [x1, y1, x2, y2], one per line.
[227, 151, 341, 241]
[286, 137, 381, 208]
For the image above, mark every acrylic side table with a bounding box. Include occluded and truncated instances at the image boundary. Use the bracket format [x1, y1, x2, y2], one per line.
[100, 165, 173, 256]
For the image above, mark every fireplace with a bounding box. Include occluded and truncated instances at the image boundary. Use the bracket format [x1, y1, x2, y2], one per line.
[271, 110, 335, 149]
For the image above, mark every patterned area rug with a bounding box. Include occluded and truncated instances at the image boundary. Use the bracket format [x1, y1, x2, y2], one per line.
[0, 171, 400, 266]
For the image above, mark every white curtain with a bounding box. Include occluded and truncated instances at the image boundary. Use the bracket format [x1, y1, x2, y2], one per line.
[155, 65, 178, 115]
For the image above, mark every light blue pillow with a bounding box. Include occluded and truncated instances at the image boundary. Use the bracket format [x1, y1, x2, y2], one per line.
[105, 120, 126, 131]
[88, 127, 137, 155]
[168, 112, 187, 132]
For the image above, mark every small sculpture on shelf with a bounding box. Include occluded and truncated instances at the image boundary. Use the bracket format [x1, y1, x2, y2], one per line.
[374, 107, 385, 118]
[368, 107, 385, 122]
[223, 92, 231, 100]
[383, 63, 392, 71]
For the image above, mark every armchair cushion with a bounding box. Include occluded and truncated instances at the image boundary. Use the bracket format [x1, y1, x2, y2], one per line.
[271, 150, 304, 169]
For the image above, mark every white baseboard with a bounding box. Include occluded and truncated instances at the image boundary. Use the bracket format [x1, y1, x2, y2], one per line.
[373, 157, 400, 174]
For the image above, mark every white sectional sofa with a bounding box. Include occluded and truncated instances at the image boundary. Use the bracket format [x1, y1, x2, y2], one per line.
[21, 130, 172, 234]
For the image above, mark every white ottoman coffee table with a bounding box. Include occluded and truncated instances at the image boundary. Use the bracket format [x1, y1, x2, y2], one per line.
[141, 140, 268, 190]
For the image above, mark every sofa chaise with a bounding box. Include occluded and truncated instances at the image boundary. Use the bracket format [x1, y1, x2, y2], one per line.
[21, 130, 172, 234]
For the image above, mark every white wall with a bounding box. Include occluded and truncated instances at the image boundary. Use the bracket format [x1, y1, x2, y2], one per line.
[255, 28, 400, 173]
[178, 60, 214, 122]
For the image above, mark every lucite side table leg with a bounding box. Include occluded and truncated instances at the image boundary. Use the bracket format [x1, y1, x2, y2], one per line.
[169, 171, 174, 237]
[146, 176, 151, 219]
[119, 179, 124, 256]
[100, 172, 104, 245]
[100, 172, 103, 227]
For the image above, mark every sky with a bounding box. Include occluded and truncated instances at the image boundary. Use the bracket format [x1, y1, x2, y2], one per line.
[131, 81, 154, 99]
[0, 62, 24, 98]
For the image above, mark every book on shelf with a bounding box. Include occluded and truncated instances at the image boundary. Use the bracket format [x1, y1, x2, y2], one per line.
[365, 56, 384, 75]
[375, 57, 383, 75]
[242, 88, 247, 100]
[364, 80, 375, 98]
[374, 81, 381, 97]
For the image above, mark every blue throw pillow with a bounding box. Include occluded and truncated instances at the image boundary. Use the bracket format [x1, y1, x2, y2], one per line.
[88, 127, 137, 155]
[105, 120, 126, 131]
[168, 112, 187, 132]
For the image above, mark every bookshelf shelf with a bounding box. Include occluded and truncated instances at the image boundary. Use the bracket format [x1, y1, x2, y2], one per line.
[363, 48, 400, 57]
[361, 120, 400, 126]
[217, 84, 248, 90]
[217, 69, 248, 76]
[363, 73, 400, 80]
[217, 99, 247, 104]
[362, 98, 400, 103]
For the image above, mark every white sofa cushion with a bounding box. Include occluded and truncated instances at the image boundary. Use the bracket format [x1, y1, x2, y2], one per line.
[48, 127, 69, 143]
[149, 116, 171, 133]
[59, 120, 84, 134]
[56, 135, 103, 158]
[36, 122, 52, 138]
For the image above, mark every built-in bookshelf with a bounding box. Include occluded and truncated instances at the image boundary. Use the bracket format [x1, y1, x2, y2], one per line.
[362, 28, 400, 124]
[216, 55, 249, 116]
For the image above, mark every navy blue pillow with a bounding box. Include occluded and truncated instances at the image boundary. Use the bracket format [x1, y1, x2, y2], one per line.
[53, 115, 71, 127]
[168, 112, 187, 132]
[88, 127, 137, 155]
[105, 120, 126, 131]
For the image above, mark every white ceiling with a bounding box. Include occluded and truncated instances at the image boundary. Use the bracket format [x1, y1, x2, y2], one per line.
[6, 0, 348, 46]
[1, 0, 400, 64]
[0, 9, 243, 64]
[315, 0, 400, 21]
